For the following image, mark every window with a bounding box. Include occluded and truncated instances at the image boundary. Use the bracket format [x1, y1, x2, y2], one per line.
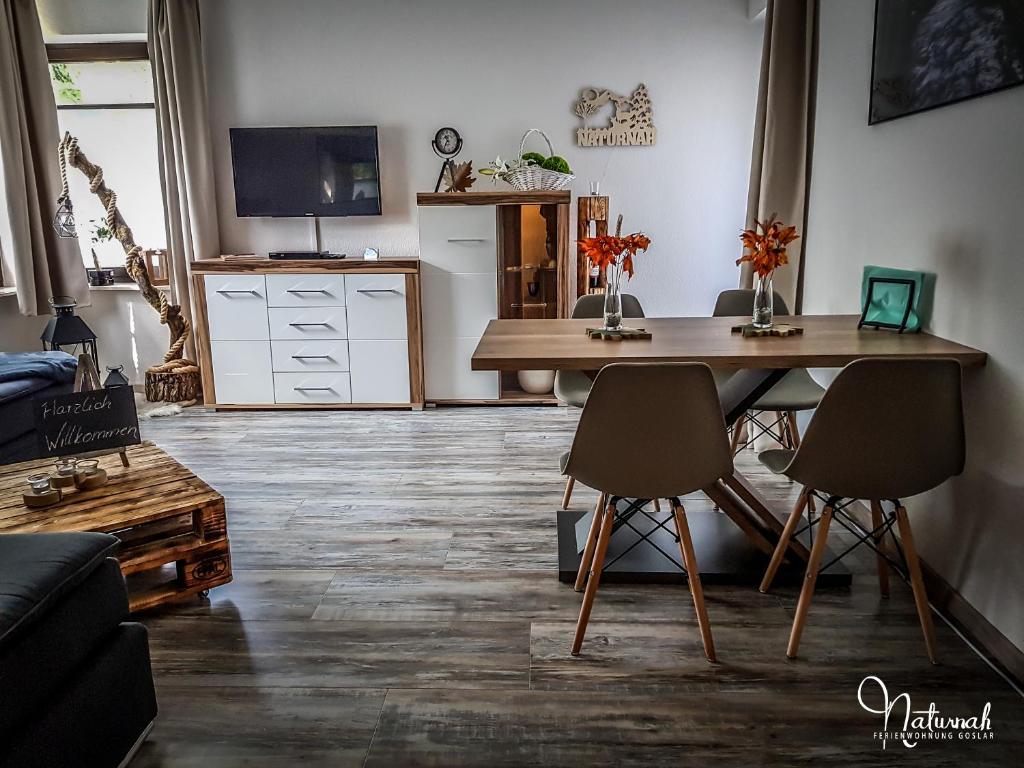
[47, 49, 166, 272]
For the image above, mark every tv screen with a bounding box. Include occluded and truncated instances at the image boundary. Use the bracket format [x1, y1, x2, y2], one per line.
[229, 126, 381, 217]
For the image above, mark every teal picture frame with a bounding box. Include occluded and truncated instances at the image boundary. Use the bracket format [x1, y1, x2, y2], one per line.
[859, 266, 926, 333]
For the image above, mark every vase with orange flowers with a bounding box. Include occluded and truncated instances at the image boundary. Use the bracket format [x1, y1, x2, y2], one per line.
[737, 215, 799, 328]
[578, 226, 651, 330]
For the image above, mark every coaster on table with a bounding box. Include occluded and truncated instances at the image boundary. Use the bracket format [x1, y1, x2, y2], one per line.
[586, 326, 652, 341]
[730, 323, 804, 338]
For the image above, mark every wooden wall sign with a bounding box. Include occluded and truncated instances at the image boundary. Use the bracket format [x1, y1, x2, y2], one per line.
[574, 84, 656, 147]
[34, 387, 141, 458]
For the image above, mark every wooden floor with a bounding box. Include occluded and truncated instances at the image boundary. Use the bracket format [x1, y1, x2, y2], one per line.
[133, 407, 1022, 767]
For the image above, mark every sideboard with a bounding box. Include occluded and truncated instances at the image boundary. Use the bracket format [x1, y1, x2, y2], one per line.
[191, 258, 424, 409]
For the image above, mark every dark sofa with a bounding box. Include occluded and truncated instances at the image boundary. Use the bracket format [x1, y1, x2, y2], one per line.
[0, 532, 157, 768]
[0, 351, 77, 466]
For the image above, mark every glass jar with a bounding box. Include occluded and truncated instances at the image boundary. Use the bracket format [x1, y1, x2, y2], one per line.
[752, 272, 774, 329]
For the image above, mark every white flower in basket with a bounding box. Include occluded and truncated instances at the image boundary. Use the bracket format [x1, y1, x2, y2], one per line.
[479, 129, 575, 191]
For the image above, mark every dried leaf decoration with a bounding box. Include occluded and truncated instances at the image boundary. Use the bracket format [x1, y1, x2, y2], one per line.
[443, 161, 475, 193]
[578, 232, 651, 279]
[736, 214, 799, 278]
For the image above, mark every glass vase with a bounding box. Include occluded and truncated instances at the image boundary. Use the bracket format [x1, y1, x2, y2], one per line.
[603, 263, 623, 330]
[752, 272, 774, 328]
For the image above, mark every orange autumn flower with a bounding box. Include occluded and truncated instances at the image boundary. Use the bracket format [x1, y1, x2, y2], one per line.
[737, 215, 799, 278]
[578, 232, 651, 279]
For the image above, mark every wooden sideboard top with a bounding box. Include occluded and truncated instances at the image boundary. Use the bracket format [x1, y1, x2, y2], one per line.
[416, 190, 571, 206]
[193, 258, 420, 274]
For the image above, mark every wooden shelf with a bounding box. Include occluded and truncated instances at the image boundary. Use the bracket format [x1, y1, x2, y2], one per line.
[417, 190, 571, 207]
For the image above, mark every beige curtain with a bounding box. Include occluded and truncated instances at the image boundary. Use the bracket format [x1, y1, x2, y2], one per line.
[742, 0, 818, 313]
[0, 0, 88, 316]
[149, 0, 219, 360]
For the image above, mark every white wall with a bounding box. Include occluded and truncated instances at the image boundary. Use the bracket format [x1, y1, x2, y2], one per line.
[0, 290, 168, 384]
[806, 1, 1024, 650]
[200, 0, 763, 316]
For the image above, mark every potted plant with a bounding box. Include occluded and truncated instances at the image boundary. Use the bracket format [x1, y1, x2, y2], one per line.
[737, 215, 799, 328]
[86, 218, 115, 286]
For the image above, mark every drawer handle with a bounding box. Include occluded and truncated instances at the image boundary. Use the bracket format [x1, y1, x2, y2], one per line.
[356, 288, 400, 295]
[286, 289, 331, 294]
[288, 322, 332, 327]
[216, 289, 260, 295]
[447, 237, 488, 243]
[291, 354, 334, 360]
[294, 386, 335, 392]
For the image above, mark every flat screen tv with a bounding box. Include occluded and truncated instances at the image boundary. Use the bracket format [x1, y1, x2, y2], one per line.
[229, 126, 381, 217]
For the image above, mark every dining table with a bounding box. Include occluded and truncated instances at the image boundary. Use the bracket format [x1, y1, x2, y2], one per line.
[471, 314, 987, 586]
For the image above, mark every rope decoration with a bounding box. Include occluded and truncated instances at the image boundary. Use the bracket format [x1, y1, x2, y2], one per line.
[57, 133, 194, 370]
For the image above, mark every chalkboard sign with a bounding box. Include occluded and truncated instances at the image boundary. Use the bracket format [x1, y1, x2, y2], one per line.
[34, 387, 141, 458]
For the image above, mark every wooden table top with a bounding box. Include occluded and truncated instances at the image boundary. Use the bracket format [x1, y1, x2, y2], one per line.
[471, 315, 987, 371]
[0, 442, 221, 535]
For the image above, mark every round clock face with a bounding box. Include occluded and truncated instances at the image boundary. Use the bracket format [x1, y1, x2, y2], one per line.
[434, 127, 461, 156]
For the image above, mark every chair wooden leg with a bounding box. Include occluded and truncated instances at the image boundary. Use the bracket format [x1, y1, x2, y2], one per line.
[561, 476, 575, 510]
[759, 488, 810, 593]
[786, 411, 801, 450]
[673, 501, 716, 662]
[571, 501, 615, 656]
[730, 414, 747, 455]
[870, 500, 890, 599]
[574, 493, 606, 592]
[786, 505, 834, 659]
[653, 498, 661, 513]
[895, 506, 939, 665]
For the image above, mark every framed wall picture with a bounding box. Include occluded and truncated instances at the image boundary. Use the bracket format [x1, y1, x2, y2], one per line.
[869, 0, 1024, 124]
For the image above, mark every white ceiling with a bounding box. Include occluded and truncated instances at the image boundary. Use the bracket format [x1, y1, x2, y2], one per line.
[37, 0, 147, 40]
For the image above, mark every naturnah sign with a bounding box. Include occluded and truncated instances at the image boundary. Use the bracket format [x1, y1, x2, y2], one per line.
[574, 84, 657, 147]
[34, 388, 140, 457]
[858, 676, 995, 750]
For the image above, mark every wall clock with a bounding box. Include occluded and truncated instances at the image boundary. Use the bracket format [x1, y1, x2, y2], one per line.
[432, 127, 463, 192]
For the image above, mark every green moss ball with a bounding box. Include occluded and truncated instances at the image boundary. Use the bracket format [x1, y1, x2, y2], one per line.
[520, 152, 546, 166]
[541, 155, 571, 174]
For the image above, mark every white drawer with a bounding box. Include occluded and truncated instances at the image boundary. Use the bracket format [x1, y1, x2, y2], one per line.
[349, 340, 410, 403]
[274, 371, 352, 404]
[205, 275, 269, 341]
[421, 270, 498, 339]
[418, 206, 497, 273]
[271, 340, 350, 372]
[345, 274, 408, 340]
[266, 274, 346, 307]
[268, 307, 348, 340]
[210, 340, 274, 404]
[424, 336, 499, 400]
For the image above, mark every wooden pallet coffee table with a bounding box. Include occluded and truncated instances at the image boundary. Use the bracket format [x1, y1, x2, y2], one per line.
[0, 441, 231, 612]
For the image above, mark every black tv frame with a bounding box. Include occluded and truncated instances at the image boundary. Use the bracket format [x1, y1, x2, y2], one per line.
[229, 125, 382, 218]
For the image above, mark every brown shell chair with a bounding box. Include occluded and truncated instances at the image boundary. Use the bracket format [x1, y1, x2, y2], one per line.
[758, 358, 965, 663]
[561, 363, 734, 661]
[713, 289, 825, 454]
[556, 293, 646, 510]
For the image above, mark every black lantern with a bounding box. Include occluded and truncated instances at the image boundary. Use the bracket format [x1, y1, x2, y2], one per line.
[40, 295, 98, 369]
[103, 365, 130, 388]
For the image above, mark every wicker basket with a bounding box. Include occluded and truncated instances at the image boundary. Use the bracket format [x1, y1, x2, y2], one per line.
[503, 129, 575, 192]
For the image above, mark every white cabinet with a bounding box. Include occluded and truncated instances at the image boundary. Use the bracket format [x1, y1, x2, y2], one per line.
[271, 340, 350, 372]
[268, 307, 349, 340]
[273, 372, 352, 404]
[349, 340, 410, 403]
[423, 335, 499, 401]
[266, 274, 346, 307]
[345, 275, 408, 340]
[205, 275, 269, 341]
[200, 268, 420, 407]
[418, 206, 500, 401]
[209, 341, 274, 404]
